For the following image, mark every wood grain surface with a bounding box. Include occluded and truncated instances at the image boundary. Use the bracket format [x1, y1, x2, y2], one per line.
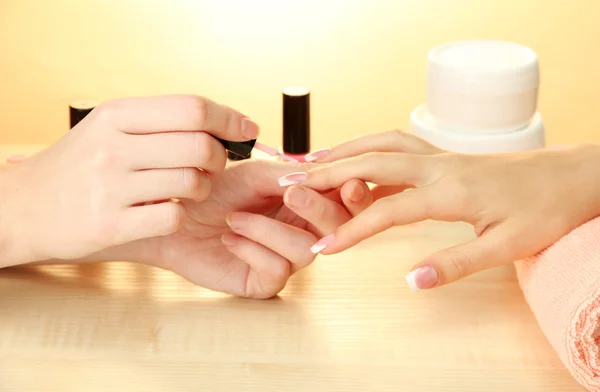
[0, 145, 585, 391]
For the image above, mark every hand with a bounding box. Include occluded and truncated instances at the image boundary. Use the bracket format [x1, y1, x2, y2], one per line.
[305, 129, 443, 199]
[132, 159, 373, 299]
[0, 95, 260, 267]
[282, 131, 600, 291]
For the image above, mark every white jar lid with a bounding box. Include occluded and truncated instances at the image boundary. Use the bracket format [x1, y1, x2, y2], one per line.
[408, 104, 545, 154]
[427, 40, 540, 133]
[428, 40, 539, 94]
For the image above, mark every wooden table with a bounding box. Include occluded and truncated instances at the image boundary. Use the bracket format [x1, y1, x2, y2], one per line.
[0, 145, 585, 392]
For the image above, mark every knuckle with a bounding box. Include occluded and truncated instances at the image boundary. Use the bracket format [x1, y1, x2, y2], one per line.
[222, 105, 238, 135]
[182, 168, 209, 198]
[90, 145, 123, 170]
[161, 203, 185, 234]
[192, 132, 213, 163]
[445, 248, 475, 280]
[268, 261, 290, 282]
[390, 128, 406, 142]
[438, 175, 472, 212]
[186, 96, 209, 128]
[92, 100, 120, 125]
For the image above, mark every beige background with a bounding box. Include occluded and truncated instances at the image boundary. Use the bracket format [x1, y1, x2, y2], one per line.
[1, 0, 599, 147]
[1, 2, 599, 391]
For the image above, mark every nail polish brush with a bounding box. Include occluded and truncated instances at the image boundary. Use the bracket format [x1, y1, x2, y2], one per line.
[214, 137, 299, 164]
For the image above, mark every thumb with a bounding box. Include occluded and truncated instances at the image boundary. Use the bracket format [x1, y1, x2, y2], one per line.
[405, 225, 516, 291]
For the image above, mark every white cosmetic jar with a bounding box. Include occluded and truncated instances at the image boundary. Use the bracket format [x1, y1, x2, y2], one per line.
[426, 40, 539, 134]
[409, 104, 545, 154]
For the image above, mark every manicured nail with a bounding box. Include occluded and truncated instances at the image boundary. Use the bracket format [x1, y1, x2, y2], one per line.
[347, 182, 365, 203]
[221, 233, 238, 246]
[284, 186, 309, 208]
[241, 118, 260, 140]
[405, 266, 439, 291]
[6, 154, 26, 163]
[304, 148, 331, 162]
[225, 212, 250, 229]
[310, 234, 334, 254]
[278, 172, 308, 187]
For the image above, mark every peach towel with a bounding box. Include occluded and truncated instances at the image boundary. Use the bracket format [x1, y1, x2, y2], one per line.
[515, 216, 600, 391]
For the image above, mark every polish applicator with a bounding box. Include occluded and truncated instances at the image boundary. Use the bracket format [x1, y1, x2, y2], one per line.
[217, 138, 298, 164]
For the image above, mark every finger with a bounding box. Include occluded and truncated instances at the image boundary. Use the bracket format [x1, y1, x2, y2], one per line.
[93, 95, 260, 141]
[116, 201, 186, 244]
[310, 187, 447, 255]
[306, 130, 442, 163]
[371, 185, 413, 200]
[225, 212, 317, 273]
[283, 185, 352, 237]
[405, 224, 517, 291]
[339, 179, 373, 216]
[279, 152, 437, 192]
[221, 233, 290, 299]
[124, 131, 227, 173]
[124, 168, 211, 205]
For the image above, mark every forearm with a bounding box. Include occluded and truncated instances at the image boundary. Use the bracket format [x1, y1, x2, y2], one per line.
[24, 238, 159, 267]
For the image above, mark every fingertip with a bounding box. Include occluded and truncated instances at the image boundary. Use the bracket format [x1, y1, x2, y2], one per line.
[310, 233, 335, 254]
[304, 148, 332, 163]
[404, 265, 440, 292]
[241, 117, 260, 140]
[221, 232, 240, 246]
[340, 180, 373, 217]
[342, 179, 367, 203]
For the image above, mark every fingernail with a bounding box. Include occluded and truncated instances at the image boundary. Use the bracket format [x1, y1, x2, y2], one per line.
[347, 182, 365, 203]
[310, 234, 334, 254]
[221, 233, 238, 246]
[304, 148, 331, 162]
[285, 186, 309, 208]
[241, 118, 260, 140]
[405, 266, 439, 291]
[278, 172, 308, 187]
[6, 154, 26, 163]
[226, 212, 250, 229]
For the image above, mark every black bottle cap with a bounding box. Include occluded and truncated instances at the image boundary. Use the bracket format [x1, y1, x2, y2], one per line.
[69, 100, 98, 129]
[215, 138, 256, 159]
[227, 150, 251, 161]
[283, 87, 310, 155]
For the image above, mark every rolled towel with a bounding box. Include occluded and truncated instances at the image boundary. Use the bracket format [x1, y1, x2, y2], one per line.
[515, 216, 600, 391]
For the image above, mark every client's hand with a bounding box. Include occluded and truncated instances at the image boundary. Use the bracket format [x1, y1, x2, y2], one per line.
[139, 159, 373, 299]
[0, 95, 258, 267]
[281, 130, 600, 291]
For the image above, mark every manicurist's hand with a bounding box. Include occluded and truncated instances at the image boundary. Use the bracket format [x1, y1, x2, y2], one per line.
[0, 94, 259, 268]
[280, 130, 600, 291]
[128, 159, 373, 299]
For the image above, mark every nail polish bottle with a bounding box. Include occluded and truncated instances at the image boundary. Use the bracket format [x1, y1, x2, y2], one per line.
[408, 40, 545, 153]
[69, 100, 98, 129]
[282, 86, 310, 162]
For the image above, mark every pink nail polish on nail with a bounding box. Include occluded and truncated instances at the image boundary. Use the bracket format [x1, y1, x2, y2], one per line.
[278, 172, 308, 187]
[6, 154, 26, 163]
[405, 266, 439, 291]
[304, 148, 331, 162]
[310, 234, 334, 254]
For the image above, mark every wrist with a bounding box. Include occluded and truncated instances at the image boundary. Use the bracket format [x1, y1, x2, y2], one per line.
[0, 165, 38, 268]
